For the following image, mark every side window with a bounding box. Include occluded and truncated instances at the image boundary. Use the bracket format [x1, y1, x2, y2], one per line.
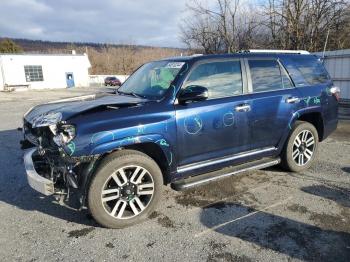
[248, 59, 292, 92]
[184, 60, 243, 99]
[290, 56, 330, 85]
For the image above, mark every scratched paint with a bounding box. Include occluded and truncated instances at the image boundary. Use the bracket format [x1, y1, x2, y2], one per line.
[302, 96, 321, 106]
[156, 139, 169, 147]
[303, 97, 312, 106]
[91, 131, 115, 145]
[289, 112, 301, 129]
[89, 123, 174, 166]
[67, 141, 76, 156]
[223, 112, 235, 127]
[184, 115, 203, 135]
[313, 97, 321, 104]
[137, 124, 145, 134]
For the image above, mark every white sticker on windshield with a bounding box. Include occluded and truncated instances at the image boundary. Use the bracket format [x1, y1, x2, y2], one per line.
[165, 62, 185, 69]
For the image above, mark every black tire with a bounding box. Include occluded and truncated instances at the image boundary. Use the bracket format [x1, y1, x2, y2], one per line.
[88, 150, 163, 228]
[281, 121, 319, 172]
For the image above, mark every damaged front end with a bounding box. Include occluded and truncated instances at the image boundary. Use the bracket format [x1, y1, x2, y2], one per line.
[21, 112, 98, 206]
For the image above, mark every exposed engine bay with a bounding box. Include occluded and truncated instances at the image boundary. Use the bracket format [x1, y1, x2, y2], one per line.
[21, 92, 149, 208]
[21, 117, 98, 207]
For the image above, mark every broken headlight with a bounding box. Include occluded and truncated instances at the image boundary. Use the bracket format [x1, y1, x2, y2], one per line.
[52, 124, 76, 145]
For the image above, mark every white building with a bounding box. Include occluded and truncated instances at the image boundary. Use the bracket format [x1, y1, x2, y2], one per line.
[0, 53, 91, 91]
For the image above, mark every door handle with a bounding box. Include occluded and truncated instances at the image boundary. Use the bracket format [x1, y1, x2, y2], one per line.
[286, 97, 300, 104]
[235, 104, 251, 112]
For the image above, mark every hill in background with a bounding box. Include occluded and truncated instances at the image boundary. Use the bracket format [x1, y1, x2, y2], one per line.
[0, 37, 186, 75]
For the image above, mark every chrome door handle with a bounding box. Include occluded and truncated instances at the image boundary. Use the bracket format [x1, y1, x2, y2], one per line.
[286, 97, 300, 104]
[235, 104, 251, 112]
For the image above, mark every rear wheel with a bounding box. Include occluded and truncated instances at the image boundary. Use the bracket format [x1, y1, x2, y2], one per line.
[281, 121, 319, 172]
[88, 150, 163, 228]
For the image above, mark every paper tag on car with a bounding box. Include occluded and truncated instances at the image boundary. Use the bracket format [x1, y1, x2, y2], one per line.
[165, 62, 185, 69]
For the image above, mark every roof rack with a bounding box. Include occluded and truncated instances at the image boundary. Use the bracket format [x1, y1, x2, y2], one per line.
[246, 49, 310, 54]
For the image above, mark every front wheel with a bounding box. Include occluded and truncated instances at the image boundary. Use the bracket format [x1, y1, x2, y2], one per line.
[88, 150, 163, 228]
[281, 121, 319, 172]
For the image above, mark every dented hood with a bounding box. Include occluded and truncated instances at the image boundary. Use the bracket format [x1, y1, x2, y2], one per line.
[24, 93, 147, 127]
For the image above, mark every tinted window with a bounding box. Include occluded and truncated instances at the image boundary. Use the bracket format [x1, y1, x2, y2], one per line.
[119, 61, 185, 99]
[184, 60, 243, 99]
[248, 60, 292, 92]
[290, 56, 330, 85]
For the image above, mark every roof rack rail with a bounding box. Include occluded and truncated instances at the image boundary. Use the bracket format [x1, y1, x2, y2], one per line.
[247, 49, 310, 55]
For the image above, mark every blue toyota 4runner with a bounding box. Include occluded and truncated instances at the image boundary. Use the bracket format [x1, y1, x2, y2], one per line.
[22, 50, 339, 228]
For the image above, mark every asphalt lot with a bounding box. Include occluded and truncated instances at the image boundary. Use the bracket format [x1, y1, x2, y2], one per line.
[0, 87, 349, 262]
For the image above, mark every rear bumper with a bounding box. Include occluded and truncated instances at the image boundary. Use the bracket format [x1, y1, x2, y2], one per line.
[24, 148, 54, 196]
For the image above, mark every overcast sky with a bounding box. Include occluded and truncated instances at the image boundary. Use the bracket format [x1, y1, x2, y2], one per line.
[0, 0, 191, 47]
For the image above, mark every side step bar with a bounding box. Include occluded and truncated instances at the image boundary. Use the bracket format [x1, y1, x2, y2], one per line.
[171, 157, 280, 191]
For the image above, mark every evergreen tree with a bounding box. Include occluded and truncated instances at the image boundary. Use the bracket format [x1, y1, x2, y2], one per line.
[0, 39, 23, 53]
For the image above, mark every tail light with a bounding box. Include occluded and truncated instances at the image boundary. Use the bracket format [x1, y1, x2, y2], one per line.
[330, 86, 340, 101]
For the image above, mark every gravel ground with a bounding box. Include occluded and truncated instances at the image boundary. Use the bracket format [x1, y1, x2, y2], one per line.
[0, 88, 349, 262]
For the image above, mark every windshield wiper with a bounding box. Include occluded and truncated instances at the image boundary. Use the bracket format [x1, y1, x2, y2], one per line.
[117, 90, 147, 99]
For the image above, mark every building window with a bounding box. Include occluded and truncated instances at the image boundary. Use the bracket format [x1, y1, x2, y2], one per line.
[24, 65, 44, 82]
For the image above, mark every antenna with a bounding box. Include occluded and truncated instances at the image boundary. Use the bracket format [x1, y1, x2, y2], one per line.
[322, 29, 330, 62]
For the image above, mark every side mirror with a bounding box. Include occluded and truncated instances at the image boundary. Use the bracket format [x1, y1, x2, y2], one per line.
[178, 85, 209, 104]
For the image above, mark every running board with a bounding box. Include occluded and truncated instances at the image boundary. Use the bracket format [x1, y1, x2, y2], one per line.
[171, 157, 280, 191]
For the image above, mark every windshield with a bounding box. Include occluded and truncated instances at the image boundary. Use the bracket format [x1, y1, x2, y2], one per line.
[118, 60, 186, 99]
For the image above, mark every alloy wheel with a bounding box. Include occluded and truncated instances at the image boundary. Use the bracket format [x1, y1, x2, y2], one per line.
[292, 130, 315, 166]
[101, 165, 154, 219]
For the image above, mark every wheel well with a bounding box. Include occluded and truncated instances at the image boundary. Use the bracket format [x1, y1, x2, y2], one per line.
[123, 143, 170, 184]
[297, 112, 324, 141]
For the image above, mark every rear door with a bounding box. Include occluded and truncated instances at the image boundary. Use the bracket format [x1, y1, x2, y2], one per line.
[245, 58, 301, 150]
[175, 59, 251, 167]
[281, 56, 337, 135]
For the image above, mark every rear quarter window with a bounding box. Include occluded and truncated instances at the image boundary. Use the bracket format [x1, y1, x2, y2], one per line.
[284, 56, 330, 86]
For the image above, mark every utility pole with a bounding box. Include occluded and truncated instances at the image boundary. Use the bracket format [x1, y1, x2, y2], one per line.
[322, 29, 330, 62]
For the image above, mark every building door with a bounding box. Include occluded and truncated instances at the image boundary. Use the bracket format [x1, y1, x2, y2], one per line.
[66, 72, 75, 88]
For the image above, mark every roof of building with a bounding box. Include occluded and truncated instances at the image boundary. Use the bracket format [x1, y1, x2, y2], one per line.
[0, 52, 88, 57]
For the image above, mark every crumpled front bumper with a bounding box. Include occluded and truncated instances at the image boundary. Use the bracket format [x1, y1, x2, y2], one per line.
[23, 148, 54, 196]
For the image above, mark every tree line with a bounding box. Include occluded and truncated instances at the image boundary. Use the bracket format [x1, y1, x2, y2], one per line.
[0, 38, 182, 75]
[180, 0, 350, 53]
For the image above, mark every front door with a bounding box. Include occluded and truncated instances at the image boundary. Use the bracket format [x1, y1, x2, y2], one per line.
[245, 58, 301, 150]
[66, 72, 75, 88]
[175, 59, 251, 168]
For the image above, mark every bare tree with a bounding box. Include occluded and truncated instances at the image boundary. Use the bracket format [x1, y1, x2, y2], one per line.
[262, 0, 349, 51]
[180, 0, 350, 53]
[87, 46, 181, 75]
[180, 0, 261, 53]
